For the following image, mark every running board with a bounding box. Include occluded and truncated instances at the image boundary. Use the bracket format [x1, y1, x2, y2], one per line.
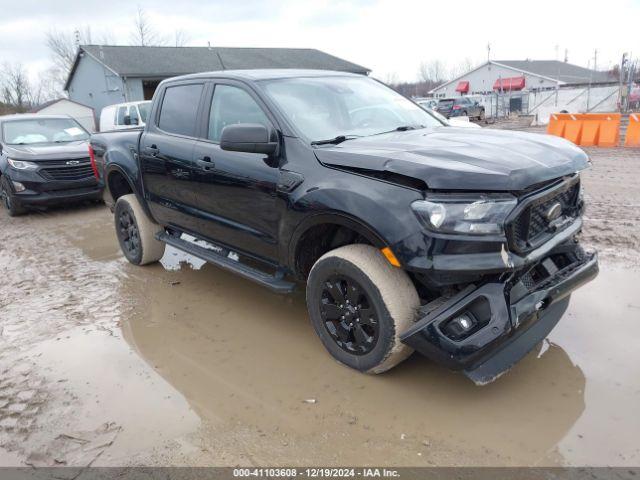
[156, 232, 295, 294]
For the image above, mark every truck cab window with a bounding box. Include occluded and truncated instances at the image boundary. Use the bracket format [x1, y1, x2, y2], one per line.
[158, 84, 204, 137]
[129, 106, 139, 125]
[208, 85, 270, 142]
[116, 106, 127, 125]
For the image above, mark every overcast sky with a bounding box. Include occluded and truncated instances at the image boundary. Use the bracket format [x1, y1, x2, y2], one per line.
[1, 0, 639, 83]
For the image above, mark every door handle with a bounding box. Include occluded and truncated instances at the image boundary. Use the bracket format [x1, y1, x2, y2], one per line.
[196, 156, 215, 170]
[144, 145, 159, 156]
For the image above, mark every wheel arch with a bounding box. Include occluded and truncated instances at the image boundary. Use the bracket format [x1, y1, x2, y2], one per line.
[105, 164, 155, 220]
[287, 212, 388, 279]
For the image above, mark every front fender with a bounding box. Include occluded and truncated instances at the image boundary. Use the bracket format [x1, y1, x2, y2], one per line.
[280, 178, 424, 269]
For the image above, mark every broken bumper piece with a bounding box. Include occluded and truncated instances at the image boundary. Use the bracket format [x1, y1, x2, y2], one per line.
[401, 250, 598, 385]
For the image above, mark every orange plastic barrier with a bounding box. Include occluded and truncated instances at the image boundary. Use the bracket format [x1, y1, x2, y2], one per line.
[625, 113, 640, 147]
[547, 113, 621, 147]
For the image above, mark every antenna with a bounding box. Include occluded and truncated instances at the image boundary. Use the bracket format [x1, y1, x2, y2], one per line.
[487, 42, 491, 62]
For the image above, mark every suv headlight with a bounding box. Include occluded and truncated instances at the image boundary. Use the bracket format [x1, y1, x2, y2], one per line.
[411, 194, 517, 235]
[7, 158, 39, 170]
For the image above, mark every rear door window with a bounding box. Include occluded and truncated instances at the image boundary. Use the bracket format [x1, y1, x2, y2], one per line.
[158, 84, 204, 137]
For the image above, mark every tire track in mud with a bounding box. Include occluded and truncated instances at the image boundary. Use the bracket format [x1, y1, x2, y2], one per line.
[0, 206, 128, 459]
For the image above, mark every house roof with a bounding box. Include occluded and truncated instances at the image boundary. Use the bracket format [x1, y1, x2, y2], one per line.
[430, 59, 616, 93]
[495, 60, 615, 84]
[65, 45, 370, 90]
[30, 97, 93, 113]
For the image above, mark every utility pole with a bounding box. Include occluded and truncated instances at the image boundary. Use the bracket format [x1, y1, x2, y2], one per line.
[620, 52, 628, 112]
[594, 49, 598, 71]
[555, 45, 560, 106]
[487, 42, 491, 62]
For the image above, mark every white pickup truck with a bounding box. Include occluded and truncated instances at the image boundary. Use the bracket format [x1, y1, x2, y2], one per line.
[99, 101, 151, 131]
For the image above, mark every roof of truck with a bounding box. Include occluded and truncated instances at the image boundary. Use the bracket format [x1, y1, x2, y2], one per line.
[166, 69, 364, 83]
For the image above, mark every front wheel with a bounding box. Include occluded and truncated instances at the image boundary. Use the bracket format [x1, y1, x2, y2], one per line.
[0, 176, 26, 217]
[306, 244, 420, 374]
[114, 194, 165, 265]
[478, 109, 485, 121]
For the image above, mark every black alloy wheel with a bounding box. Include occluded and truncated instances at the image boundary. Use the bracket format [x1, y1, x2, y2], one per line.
[117, 207, 141, 260]
[319, 275, 380, 355]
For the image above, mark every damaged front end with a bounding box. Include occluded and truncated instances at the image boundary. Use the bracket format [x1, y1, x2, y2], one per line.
[401, 243, 598, 385]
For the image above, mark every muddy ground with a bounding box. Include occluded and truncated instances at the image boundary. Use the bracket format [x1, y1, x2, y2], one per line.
[0, 146, 639, 467]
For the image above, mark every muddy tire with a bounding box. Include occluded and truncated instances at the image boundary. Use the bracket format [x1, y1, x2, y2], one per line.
[0, 176, 26, 217]
[306, 244, 420, 374]
[114, 194, 165, 265]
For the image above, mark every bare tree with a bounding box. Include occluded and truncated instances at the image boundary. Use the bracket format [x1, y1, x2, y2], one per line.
[130, 6, 166, 46]
[419, 59, 447, 84]
[1, 63, 33, 112]
[46, 27, 92, 74]
[45, 27, 94, 95]
[174, 29, 190, 47]
[449, 57, 477, 79]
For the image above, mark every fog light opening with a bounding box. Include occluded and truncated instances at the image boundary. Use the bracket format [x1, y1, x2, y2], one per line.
[442, 312, 479, 341]
[11, 181, 25, 192]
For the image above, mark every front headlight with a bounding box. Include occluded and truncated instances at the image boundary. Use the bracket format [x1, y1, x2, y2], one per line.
[411, 194, 517, 235]
[7, 158, 39, 170]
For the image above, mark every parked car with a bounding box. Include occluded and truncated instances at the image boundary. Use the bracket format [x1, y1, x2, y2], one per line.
[436, 97, 485, 120]
[99, 101, 151, 131]
[416, 98, 438, 110]
[91, 70, 597, 384]
[0, 114, 102, 216]
[417, 102, 482, 128]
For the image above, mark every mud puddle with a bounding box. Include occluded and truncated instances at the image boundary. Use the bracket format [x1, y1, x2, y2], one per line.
[1, 204, 639, 467]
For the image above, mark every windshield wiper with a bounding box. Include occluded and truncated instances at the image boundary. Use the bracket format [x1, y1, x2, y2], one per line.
[310, 135, 360, 146]
[371, 125, 426, 136]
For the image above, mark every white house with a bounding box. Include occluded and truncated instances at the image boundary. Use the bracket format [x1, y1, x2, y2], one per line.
[430, 60, 615, 98]
[31, 98, 96, 132]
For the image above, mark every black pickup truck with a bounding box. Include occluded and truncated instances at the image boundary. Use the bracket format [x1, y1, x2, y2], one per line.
[91, 69, 598, 384]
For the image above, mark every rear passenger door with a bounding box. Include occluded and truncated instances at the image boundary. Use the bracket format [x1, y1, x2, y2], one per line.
[190, 81, 281, 261]
[139, 81, 205, 234]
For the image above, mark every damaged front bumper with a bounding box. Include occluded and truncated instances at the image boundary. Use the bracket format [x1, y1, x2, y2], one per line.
[401, 247, 598, 385]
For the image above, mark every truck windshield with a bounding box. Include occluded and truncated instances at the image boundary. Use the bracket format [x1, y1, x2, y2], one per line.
[2, 118, 89, 145]
[261, 76, 443, 143]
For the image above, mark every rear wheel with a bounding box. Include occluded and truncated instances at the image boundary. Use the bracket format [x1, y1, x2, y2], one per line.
[479, 109, 485, 121]
[306, 244, 420, 373]
[0, 176, 26, 217]
[114, 194, 165, 265]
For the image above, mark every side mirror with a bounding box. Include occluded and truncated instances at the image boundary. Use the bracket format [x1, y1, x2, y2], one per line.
[220, 124, 278, 155]
[123, 115, 131, 126]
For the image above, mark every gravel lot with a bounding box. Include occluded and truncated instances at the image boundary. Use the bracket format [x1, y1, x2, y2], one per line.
[0, 141, 639, 468]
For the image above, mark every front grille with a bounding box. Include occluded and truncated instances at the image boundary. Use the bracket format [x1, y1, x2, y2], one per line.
[508, 178, 581, 253]
[38, 158, 94, 181]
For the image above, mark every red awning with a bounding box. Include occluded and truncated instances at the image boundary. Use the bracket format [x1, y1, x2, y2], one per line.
[455, 81, 470, 93]
[493, 76, 526, 91]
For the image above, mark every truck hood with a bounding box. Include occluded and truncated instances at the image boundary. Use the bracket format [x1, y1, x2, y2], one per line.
[3, 140, 89, 161]
[313, 127, 589, 191]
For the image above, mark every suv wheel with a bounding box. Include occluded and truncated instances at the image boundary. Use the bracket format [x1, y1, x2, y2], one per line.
[306, 244, 420, 373]
[0, 176, 26, 217]
[114, 194, 165, 265]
